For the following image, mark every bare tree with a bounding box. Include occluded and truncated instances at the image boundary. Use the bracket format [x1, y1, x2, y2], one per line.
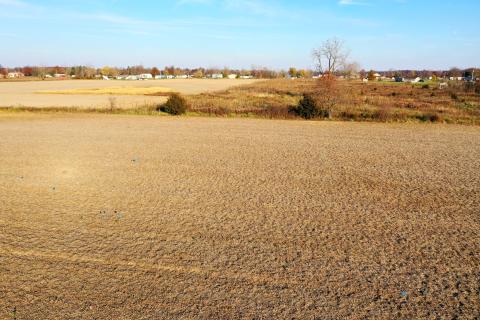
[313, 37, 350, 74]
[341, 62, 360, 78]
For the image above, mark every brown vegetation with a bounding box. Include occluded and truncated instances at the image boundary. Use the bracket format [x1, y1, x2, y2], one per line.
[186, 79, 480, 124]
[1, 78, 479, 124]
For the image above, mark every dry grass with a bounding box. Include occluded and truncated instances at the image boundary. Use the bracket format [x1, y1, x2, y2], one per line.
[1, 78, 479, 124]
[0, 114, 479, 319]
[186, 79, 480, 124]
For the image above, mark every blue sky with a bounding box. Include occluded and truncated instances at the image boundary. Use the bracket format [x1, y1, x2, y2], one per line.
[0, 0, 478, 70]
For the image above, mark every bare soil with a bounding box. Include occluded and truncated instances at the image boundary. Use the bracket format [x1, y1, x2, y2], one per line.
[0, 79, 257, 109]
[0, 115, 479, 319]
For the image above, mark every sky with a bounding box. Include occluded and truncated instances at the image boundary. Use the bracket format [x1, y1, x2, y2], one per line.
[0, 0, 478, 70]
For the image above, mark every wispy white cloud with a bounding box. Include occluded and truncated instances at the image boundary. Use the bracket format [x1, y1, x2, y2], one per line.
[0, 32, 17, 37]
[338, 0, 370, 6]
[0, 0, 29, 7]
[80, 11, 276, 29]
[176, 0, 212, 5]
[223, 0, 290, 17]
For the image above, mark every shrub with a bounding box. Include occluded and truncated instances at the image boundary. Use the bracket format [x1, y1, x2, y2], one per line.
[374, 106, 390, 122]
[314, 74, 338, 117]
[157, 93, 189, 115]
[450, 92, 458, 100]
[108, 97, 117, 111]
[295, 94, 320, 119]
[465, 81, 480, 95]
[416, 113, 440, 122]
[422, 84, 430, 89]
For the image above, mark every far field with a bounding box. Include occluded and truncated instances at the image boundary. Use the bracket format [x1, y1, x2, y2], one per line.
[0, 79, 258, 108]
[0, 114, 479, 319]
[1, 78, 479, 124]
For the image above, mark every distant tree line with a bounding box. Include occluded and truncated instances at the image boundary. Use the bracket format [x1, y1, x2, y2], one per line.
[0, 64, 311, 79]
[360, 68, 478, 80]
[0, 63, 477, 80]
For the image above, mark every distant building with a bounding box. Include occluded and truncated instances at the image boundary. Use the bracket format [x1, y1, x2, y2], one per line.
[125, 75, 138, 80]
[7, 72, 24, 78]
[176, 75, 188, 79]
[239, 75, 253, 79]
[227, 74, 237, 79]
[54, 73, 66, 78]
[464, 70, 475, 82]
[139, 73, 153, 79]
[155, 75, 166, 79]
[211, 73, 223, 79]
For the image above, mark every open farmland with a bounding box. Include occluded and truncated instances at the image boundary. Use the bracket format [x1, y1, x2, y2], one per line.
[0, 114, 479, 319]
[0, 79, 258, 109]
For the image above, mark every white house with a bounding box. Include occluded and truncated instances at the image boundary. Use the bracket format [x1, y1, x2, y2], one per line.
[125, 75, 138, 80]
[239, 75, 253, 79]
[155, 75, 166, 79]
[7, 72, 24, 78]
[211, 73, 223, 79]
[227, 74, 237, 79]
[139, 73, 153, 80]
[176, 75, 188, 79]
[411, 77, 422, 83]
[54, 73, 66, 78]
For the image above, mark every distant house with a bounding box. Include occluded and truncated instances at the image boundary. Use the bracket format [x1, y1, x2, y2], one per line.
[54, 73, 66, 78]
[211, 73, 223, 79]
[125, 75, 138, 80]
[166, 75, 175, 79]
[139, 73, 153, 80]
[176, 75, 188, 79]
[7, 72, 24, 78]
[227, 74, 237, 79]
[239, 75, 253, 79]
[155, 75, 166, 79]
[411, 77, 422, 83]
